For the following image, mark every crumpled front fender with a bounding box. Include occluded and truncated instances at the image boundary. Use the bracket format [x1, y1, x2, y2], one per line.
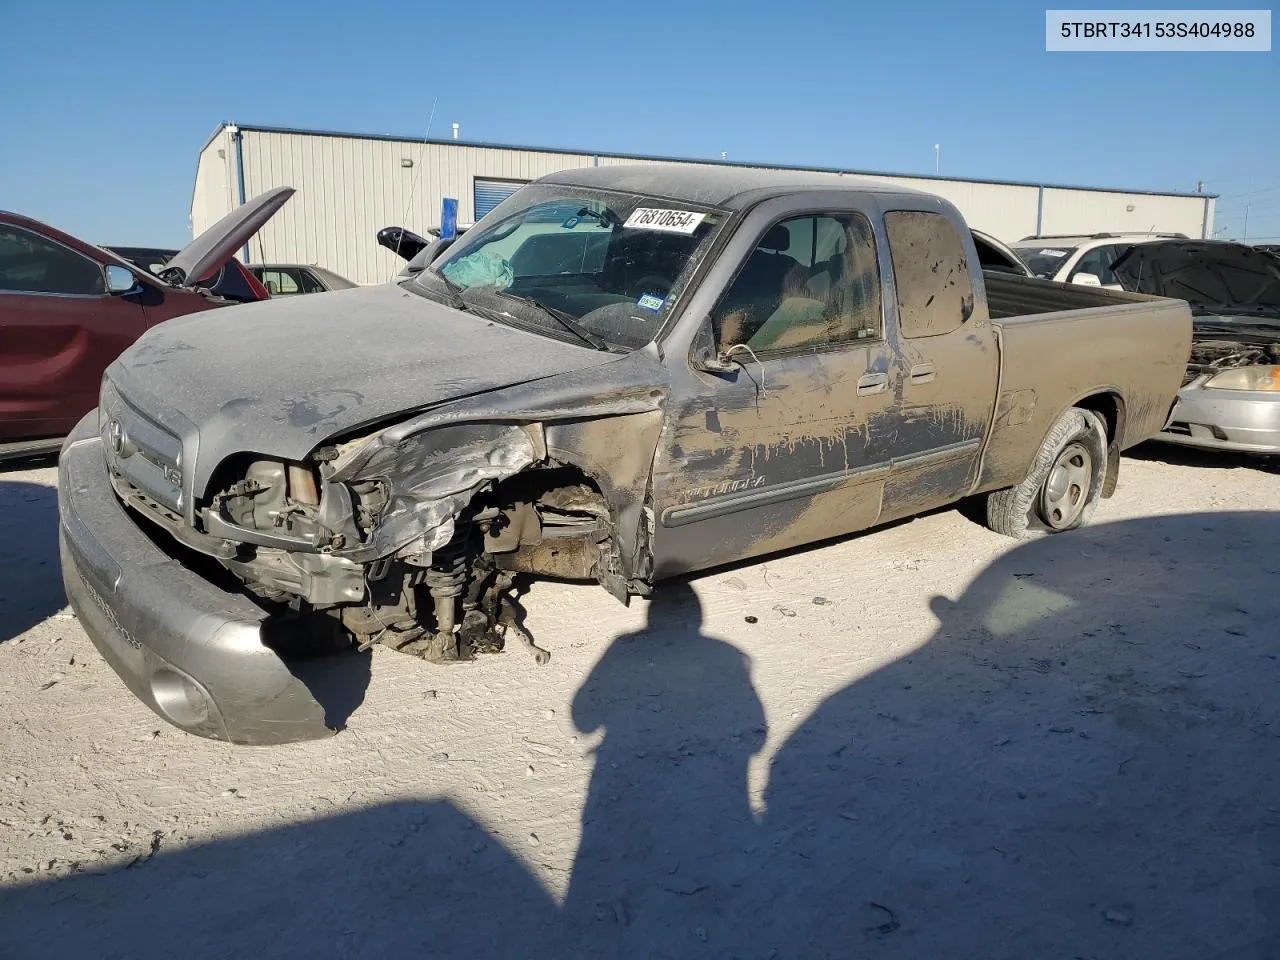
[325, 350, 672, 584]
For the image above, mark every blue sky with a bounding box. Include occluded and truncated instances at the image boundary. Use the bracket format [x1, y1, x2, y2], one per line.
[1, 0, 1275, 246]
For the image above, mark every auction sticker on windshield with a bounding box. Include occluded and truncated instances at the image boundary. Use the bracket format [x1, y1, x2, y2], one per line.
[624, 208, 707, 234]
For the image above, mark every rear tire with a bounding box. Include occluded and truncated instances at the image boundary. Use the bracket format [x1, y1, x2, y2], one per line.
[986, 407, 1108, 539]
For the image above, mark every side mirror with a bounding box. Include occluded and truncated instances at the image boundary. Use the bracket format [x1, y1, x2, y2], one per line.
[689, 318, 741, 374]
[693, 350, 743, 374]
[1071, 272, 1102, 287]
[105, 264, 139, 295]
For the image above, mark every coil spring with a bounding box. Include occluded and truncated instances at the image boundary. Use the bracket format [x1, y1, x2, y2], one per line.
[424, 542, 467, 599]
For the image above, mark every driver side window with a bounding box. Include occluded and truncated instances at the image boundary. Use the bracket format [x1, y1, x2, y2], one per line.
[0, 225, 105, 296]
[712, 213, 881, 354]
[1071, 245, 1124, 285]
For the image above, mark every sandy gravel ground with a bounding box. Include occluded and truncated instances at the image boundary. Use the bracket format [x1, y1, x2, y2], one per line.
[1, 445, 1278, 959]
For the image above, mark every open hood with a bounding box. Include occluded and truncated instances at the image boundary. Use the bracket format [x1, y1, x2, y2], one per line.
[972, 229, 1032, 276]
[376, 226, 431, 261]
[161, 187, 294, 287]
[105, 284, 622, 495]
[1112, 240, 1280, 319]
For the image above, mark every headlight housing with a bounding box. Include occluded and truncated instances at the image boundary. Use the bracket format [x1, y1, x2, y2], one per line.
[1203, 365, 1280, 392]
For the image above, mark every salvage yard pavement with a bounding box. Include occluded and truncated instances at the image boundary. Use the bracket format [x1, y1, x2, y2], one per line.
[2, 447, 1279, 959]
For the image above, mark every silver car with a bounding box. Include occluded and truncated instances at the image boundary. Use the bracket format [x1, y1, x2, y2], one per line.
[1113, 240, 1280, 455]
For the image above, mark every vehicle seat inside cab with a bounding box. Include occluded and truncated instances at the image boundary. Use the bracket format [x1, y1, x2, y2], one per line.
[727, 220, 875, 350]
[714, 225, 804, 344]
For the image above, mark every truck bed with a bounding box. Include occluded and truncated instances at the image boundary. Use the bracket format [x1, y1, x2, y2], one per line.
[977, 272, 1193, 493]
[984, 271, 1152, 319]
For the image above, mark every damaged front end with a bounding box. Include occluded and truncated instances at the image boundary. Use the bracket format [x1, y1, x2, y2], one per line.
[180, 395, 666, 664]
[1181, 336, 1280, 386]
[1160, 326, 1280, 452]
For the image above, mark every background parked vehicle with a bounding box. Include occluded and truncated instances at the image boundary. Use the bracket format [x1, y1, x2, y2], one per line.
[376, 226, 432, 261]
[378, 224, 473, 277]
[106, 246, 270, 303]
[1010, 232, 1188, 287]
[1111, 239, 1280, 455]
[0, 187, 293, 459]
[971, 230, 1032, 276]
[249, 264, 357, 296]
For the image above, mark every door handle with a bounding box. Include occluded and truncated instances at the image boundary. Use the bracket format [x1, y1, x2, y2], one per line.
[856, 372, 888, 396]
[908, 363, 936, 385]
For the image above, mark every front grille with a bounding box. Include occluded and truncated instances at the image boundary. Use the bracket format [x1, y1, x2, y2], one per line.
[99, 378, 184, 514]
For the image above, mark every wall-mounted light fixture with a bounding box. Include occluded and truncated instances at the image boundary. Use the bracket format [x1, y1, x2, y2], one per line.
[401, 158, 414, 168]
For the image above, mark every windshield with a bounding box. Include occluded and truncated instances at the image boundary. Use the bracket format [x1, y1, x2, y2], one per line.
[1010, 244, 1078, 279]
[415, 185, 726, 350]
[1120, 245, 1280, 312]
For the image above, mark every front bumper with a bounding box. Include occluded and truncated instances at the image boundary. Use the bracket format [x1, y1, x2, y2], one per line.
[58, 412, 336, 744]
[1156, 383, 1280, 455]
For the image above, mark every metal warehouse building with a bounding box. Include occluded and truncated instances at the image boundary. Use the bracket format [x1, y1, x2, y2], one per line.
[192, 123, 1217, 286]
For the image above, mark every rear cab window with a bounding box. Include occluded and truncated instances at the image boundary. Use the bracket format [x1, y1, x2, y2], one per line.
[883, 210, 975, 339]
[298, 269, 327, 294]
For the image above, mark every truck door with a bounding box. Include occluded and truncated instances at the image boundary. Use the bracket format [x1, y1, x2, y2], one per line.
[0, 223, 149, 441]
[874, 209, 998, 525]
[650, 205, 901, 576]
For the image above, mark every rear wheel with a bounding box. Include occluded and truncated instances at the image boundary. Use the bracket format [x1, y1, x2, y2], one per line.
[986, 407, 1108, 539]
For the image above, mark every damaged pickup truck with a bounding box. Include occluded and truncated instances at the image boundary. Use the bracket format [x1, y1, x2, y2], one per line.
[59, 166, 1192, 743]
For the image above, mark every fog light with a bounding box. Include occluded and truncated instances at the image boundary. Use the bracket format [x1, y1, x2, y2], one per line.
[150, 668, 213, 728]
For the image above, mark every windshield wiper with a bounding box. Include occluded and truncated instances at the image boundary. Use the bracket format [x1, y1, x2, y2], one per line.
[421, 268, 468, 312]
[492, 291, 614, 351]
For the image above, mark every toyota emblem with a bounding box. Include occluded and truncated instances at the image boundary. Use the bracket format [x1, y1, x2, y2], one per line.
[107, 419, 125, 456]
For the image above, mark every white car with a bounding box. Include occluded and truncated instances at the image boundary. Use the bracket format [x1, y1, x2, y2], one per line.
[1010, 233, 1188, 289]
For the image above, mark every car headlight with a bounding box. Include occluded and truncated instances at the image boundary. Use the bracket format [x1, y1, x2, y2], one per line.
[1203, 366, 1280, 392]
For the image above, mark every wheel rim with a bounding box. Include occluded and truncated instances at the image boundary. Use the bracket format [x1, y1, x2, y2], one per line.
[1039, 442, 1092, 529]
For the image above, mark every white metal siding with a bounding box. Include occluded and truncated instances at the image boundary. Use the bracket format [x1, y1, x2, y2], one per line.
[190, 128, 238, 241]
[192, 124, 1214, 285]
[1038, 187, 1209, 241]
[590, 159, 1044, 240]
[230, 132, 594, 284]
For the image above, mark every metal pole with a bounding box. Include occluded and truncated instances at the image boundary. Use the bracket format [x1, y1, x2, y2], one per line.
[231, 125, 249, 262]
[1243, 204, 1249, 241]
[934, 144, 940, 174]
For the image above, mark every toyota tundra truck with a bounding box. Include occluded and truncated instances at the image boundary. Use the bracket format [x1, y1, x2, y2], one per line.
[58, 166, 1193, 743]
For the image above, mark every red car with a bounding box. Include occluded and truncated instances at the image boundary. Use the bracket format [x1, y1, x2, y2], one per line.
[0, 187, 292, 460]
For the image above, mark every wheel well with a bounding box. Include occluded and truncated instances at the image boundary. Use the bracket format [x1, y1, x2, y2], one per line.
[478, 465, 616, 581]
[490, 464, 606, 509]
[1073, 391, 1125, 497]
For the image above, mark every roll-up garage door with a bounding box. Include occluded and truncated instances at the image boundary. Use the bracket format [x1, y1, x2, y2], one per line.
[473, 179, 527, 219]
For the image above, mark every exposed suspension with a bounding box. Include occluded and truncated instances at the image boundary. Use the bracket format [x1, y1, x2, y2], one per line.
[422, 543, 469, 662]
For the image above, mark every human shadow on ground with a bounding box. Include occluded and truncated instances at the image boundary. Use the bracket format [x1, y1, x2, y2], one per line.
[2, 513, 1279, 959]
[0, 479, 65, 643]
